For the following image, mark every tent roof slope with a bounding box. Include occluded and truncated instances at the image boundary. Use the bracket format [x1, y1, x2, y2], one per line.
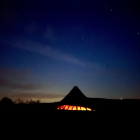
[60, 86, 87, 105]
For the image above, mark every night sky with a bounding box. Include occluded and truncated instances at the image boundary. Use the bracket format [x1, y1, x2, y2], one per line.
[0, 0, 140, 102]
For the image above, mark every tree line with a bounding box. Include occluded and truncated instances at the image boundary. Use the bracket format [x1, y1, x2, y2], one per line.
[0, 97, 41, 105]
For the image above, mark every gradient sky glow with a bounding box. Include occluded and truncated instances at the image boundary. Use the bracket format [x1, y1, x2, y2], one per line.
[0, 0, 140, 102]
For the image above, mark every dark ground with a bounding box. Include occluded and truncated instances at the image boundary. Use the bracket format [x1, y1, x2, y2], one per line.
[0, 99, 139, 136]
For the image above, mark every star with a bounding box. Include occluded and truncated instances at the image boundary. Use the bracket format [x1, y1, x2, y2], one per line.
[138, 33, 139, 34]
[103, 65, 105, 66]
[13, 46, 15, 47]
[82, 38, 83, 39]
[67, 46, 68, 47]
[111, 9, 112, 11]
[21, 64, 22, 66]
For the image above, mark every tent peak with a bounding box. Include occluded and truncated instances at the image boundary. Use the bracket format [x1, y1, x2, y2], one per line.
[60, 86, 87, 104]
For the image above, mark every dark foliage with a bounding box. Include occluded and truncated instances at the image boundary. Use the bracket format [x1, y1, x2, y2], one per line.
[0, 97, 13, 105]
[0, 97, 40, 104]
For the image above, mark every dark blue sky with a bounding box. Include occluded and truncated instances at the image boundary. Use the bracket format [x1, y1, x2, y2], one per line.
[0, 0, 140, 102]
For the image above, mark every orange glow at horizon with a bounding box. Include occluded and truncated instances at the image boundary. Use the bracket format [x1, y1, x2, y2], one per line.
[57, 105, 94, 111]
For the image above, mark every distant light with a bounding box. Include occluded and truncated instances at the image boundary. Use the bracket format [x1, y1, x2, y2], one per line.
[121, 98, 122, 100]
[82, 38, 83, 39]
[138, 33, 139, 35]
[111, 9, 112, 11]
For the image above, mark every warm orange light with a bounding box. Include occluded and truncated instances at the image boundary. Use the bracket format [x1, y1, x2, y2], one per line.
[73, 106, 76, 110]
[65, 105, 69, 110]
[57, 105, 93, 111]
[68, 106, 73, 110]
[77, 106, 81, 110]
[81, 107, 86, 110]
[86, 108, 91, 111]
[60, 105, 65, 109]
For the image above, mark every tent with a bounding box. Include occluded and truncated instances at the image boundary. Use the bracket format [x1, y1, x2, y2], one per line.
[57, 86, 95, 111]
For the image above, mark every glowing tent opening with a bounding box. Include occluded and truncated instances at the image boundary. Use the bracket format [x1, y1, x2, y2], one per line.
[57, 105, 95, 111]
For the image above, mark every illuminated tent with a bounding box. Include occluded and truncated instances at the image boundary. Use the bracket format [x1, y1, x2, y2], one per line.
[57, 86, 95, 111]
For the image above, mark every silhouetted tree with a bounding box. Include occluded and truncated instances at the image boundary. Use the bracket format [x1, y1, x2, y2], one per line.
[25, 100, 29, 104]
[12, 99, 41, 104]
[28, 99, 33, 104]
[0, 97, 13, 105]
[36, 100, 40, 104]
[17, 98, 24, 104]
[13, 98, 25, 104]
[28, 99, 40, 104]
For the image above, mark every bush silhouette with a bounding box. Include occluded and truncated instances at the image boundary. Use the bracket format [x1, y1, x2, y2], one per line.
[28, 99, 40, 104]
[13, 98, 41, 104]
[0, 97, 13, 105]
[0, 97, 41, 105]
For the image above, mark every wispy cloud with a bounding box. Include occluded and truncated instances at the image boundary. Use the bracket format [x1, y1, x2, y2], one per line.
[0, 68, 31, 82]
[0, 68, 44, 90]
[0, 76, 43, 90]
[3, 37, 97, 68]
